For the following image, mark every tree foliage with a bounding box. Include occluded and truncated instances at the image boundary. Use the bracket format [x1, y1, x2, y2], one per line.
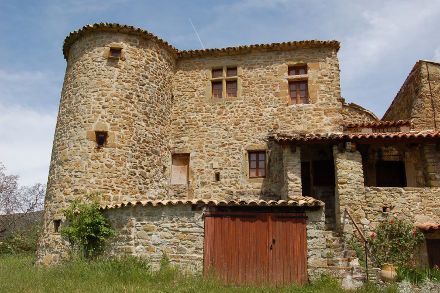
[61, 195, 116, 259]
[0, 162, 45, 237]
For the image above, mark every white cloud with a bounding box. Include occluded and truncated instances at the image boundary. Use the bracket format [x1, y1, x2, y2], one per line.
[340, 1, 440, 82]
[0, 103, 57, 187]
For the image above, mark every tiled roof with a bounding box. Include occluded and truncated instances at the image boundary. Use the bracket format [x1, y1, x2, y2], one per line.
[416, 222, 440, 232]
[271, 131, 440, 143]
[344, 120, 410, 129]
[178, 40, 340, 58]
[101, 197, 324, 210]
[63, 23, 340, 60]
[63, 23, 178, 59]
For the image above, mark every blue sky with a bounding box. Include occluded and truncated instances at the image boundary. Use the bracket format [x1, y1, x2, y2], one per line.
[0, 0, 439, 186]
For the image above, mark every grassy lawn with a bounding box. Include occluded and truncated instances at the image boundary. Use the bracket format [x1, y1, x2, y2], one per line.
[0, 254, 397, 293]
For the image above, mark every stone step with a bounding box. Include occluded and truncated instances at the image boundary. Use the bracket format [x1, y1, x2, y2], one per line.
[327, 257, 351, 267]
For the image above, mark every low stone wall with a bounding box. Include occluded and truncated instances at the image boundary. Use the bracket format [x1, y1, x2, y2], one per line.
[104, 205, 205, 272]
[306, 208, 327, 279]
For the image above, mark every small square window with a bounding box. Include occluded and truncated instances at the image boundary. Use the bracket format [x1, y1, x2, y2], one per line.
[249, 151, 266, 178]
[95, 131, 108, 148]
[226, 80, 237, 98]
[226, 67, 237, 77]
[212, 81, 223, 99]
[109, 47, 122, 59]
[212, 69, 223, 78]
[288, 65, 307, 76]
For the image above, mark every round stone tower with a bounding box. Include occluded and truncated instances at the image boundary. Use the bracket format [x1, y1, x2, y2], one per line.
[37, 24, 176, 264]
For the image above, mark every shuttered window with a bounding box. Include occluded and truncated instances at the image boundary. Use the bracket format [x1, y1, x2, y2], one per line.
[226, 80, 237, 97]
[212, 81, 223, 99]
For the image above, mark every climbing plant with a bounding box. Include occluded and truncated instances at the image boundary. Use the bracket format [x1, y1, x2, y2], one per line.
[61, 195, 116, 259]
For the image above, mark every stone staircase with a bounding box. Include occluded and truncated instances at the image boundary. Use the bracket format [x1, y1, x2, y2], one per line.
[324, 230, 379, 289]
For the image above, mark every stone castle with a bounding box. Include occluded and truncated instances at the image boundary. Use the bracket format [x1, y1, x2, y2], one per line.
[37, 23, 440, 286]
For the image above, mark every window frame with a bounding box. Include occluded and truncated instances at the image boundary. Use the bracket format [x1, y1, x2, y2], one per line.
[210, 66, 239, 99]
[289, 80, 309, 104]
[286, 64, 309, 105]
[248, 151, 267, 178]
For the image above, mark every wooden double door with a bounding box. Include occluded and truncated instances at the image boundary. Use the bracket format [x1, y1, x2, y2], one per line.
[203, 211, 307, 285]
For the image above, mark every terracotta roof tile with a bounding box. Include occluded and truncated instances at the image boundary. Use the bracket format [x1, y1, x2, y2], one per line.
[272, 131, 440, 143]
[178, 40, 340, 58]
[416, 222, 440, 232]
[101, 197, 324, 210]
[344, 120, 410, 129]
[63, 23, 340, 60]
[63, 23, 178, 60]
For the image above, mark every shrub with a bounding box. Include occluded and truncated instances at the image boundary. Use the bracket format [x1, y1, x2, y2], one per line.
[369, 218, 424, 268]
[0, 224, 40, 254]
[61, 195, 116, 259]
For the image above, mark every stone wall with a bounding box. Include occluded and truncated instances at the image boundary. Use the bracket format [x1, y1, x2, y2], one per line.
[341, 102, 378, 125]
[334, 146, 440, 233]
[105, 205, 205, 272]
[171, 47, 344, 201]
[306, 208, 327, 279]
[37, 30, 175, 264]
[383, 61, 440, 130]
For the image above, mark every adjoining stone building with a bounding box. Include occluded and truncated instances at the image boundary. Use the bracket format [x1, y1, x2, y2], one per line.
[37, 23, 440, 285]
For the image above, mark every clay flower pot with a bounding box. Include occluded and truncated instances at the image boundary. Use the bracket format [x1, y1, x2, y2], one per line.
[380, 263, 397, 282]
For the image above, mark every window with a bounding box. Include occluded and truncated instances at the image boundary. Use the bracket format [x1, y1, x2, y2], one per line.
[95, 131, 108, 148]
[171, 154, 190, 185]
[109, 47, 122, 59]
[289, 81, 308, 104]
[288, 65, 307, 76]
[212, 81, 222, 99]
[226, 80, 237, 97]
[287, 65, 308, 104]
[211, 66, 238, 99]
[249, 151, 266, 178]
[375, 161, 406, 187]
[54, 220, 61, 233]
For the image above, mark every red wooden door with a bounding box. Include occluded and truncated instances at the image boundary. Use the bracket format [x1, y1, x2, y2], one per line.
[204, 211, 307, 285]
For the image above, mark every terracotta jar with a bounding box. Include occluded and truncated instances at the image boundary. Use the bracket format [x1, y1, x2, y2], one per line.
[380, 263, 397, 282]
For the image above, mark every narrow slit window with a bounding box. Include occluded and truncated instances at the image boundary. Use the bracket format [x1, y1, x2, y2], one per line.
[54, 220, 61, 233]
[249, 151, 266, 178]
[109, 47, 122, 59]
[226, 80, 237, 98]
[215, 172, 220, 182]
[212, 81, 223, 99]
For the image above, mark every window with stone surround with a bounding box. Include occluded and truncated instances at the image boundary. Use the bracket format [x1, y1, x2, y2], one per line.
[171, 154, 190, 185]
[211, 66, 238, 99]
[248, 151, 266, 178]
[287, 65, 309, 104]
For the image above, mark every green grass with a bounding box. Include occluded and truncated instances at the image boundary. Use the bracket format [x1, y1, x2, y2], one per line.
[0, 254, 397, 293]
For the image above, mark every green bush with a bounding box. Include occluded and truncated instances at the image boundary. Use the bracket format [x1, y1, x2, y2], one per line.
[369, 219, 424, 268]
[61, 195, 116, 259]
[0, 225, 40, 254]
